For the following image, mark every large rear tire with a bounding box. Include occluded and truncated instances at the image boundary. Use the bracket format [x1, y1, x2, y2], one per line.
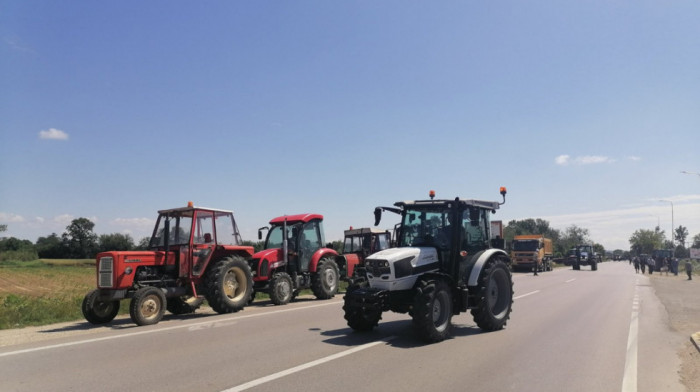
[130, 287, 166, 326]
[204, 256, 254, 314]
[311, 257, 340, 299]
[412, 279, 453, 343]
[82, 289, 120, 324]
[269, 272, 294, 305]
[471, 258, 513, 331]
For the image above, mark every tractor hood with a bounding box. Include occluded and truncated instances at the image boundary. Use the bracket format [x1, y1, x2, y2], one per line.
[252, 248, 283, 262]
[365, 247, 439, 291]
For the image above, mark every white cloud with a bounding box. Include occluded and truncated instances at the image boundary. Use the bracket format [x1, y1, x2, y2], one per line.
[627, 156, 641, 161]
[39, 128, 69, 140]
[555, 154, 614, 166]
[0, 212, 26, 223]
[53, 214, 74, 225]
[555, 155, 570, 165]
[113, 217, 154, 228]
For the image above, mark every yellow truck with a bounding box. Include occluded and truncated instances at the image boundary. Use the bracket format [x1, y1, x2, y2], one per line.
[510, 234, 553, 272]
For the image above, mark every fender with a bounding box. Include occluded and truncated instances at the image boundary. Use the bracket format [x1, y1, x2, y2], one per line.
[310, 248, 339, 272]
[467, 248, 509, 287]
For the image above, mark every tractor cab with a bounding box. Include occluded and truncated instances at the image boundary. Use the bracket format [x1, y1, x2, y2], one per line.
[336, 227, 392, 282]
[149, 203, 244, 277]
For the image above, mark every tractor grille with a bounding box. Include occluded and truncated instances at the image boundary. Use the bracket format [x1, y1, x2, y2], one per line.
[366, 259, 390, 277]
[98, 257, 114, 288]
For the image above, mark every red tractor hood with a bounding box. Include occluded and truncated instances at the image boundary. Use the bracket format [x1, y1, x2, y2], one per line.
[252, 248, 283, 262]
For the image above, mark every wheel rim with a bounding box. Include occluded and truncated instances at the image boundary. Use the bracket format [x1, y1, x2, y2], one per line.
[224, 267, 247, 301]
[432, 291, 450, 331]
[488, 269, 510, 319]
[94, 300, 115, 317]
[276, 279, 291, 300]
[323, 268, 337, 290]
[140, 294, 161, 321]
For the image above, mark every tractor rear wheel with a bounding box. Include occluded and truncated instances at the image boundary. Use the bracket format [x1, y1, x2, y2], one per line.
[204, 256, 253, 314]
[269, 272, 294, 305]
[82, 289, 120, 324]
[412, 279, 453, 343]
[311, 257, 340, 299]
[471, 258, 513, 331]
[166, 296, 203, 315]
[130, 287, 166, 326]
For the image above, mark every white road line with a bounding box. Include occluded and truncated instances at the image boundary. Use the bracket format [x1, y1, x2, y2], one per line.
[514, 290, 540, 300]
[0, 300, 342, 358]
[565, 278, 576, 283]
[621, 282, 639, 392]
[222, 336, 397, 392]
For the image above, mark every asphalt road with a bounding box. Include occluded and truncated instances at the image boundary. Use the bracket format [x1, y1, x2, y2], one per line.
[0, 262, 687, 392]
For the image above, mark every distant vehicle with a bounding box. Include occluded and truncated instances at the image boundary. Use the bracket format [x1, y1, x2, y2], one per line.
[336, 227, 392, 283]
[510, 234, 553, 272]
[651, 249, 674, 272]
[569, 244, 597, 271]
[250, 214, 340, 305]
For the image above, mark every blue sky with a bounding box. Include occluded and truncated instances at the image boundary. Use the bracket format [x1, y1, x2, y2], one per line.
[1, 1, 699, 251]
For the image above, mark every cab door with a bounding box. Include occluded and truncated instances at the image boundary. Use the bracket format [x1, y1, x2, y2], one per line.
[191, 210, 216, 276]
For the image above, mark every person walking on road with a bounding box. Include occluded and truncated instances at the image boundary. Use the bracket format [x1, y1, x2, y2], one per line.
[685, 260, 693, 280]
[640, 257, 646, 274]
[633, 257, 640, 274]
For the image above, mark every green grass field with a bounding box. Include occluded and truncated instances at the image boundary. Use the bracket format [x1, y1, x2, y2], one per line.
[0, 259, 96, 329]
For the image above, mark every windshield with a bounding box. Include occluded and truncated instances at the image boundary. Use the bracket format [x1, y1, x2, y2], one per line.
[265, 223, 301, 250]
[399, 208, 451, 248]
[149, 213, 193, 247]
[513, 240, 539, 251]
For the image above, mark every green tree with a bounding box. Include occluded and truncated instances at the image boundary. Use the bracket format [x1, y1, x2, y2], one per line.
[135, 236, 151, 250]
[0, 224, 7, 232]
[36, 233, 66, 258]
[674, 225, 689, 248]
[241, 240, 265, 253]
[557, 225, 591, 256]
[62, 218, 98, 258]
[97, 233, 134, 253]
[629, 228, 665, 255]
[693, 233, 700, 248]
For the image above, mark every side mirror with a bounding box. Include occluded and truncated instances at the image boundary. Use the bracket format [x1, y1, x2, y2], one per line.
[374, 208, 382, 226]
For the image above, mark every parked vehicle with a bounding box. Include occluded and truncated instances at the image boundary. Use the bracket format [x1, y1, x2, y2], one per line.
[82, 202, 254, 326]
[343, 188, 513, 343]
[510, 234, 553, 272]
[336, 227, 392, 283]
[250, 214, 340, 305]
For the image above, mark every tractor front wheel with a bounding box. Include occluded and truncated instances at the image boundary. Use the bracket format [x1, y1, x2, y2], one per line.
[412, 279, 453, 343]
[204, 256, 253, 314]
[130, 287, 166, 326]
[269, 272, 294, 305]
[82, 289, 120, 324]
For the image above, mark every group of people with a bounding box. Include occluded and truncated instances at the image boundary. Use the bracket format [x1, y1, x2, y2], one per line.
[631, 255, 694, 280]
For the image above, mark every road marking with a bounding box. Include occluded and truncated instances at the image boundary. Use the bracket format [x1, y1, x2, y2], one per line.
[0, 300, 342, 358]
[514, 290, 540, 300]
[621, 282, 639, 392]
[565, 278, 576, 283]
[222, 336, 397, 392]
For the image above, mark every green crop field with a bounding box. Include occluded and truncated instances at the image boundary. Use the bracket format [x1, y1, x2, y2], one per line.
[0, 259, 96, 329]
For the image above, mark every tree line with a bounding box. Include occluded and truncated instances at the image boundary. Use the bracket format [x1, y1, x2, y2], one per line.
[2, 218, 698, 262]
[503, 219, 700, 260]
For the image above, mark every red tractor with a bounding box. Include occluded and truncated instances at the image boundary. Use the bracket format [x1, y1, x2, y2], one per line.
[250, 214, 340, 305]
[336, 227, 392, 283]
[81, 203, 254, 326]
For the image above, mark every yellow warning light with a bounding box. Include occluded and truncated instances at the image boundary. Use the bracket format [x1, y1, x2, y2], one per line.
[187, 201, 194, 207]
[429, 190, 435, 199]
[500, 187, 507, 195]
